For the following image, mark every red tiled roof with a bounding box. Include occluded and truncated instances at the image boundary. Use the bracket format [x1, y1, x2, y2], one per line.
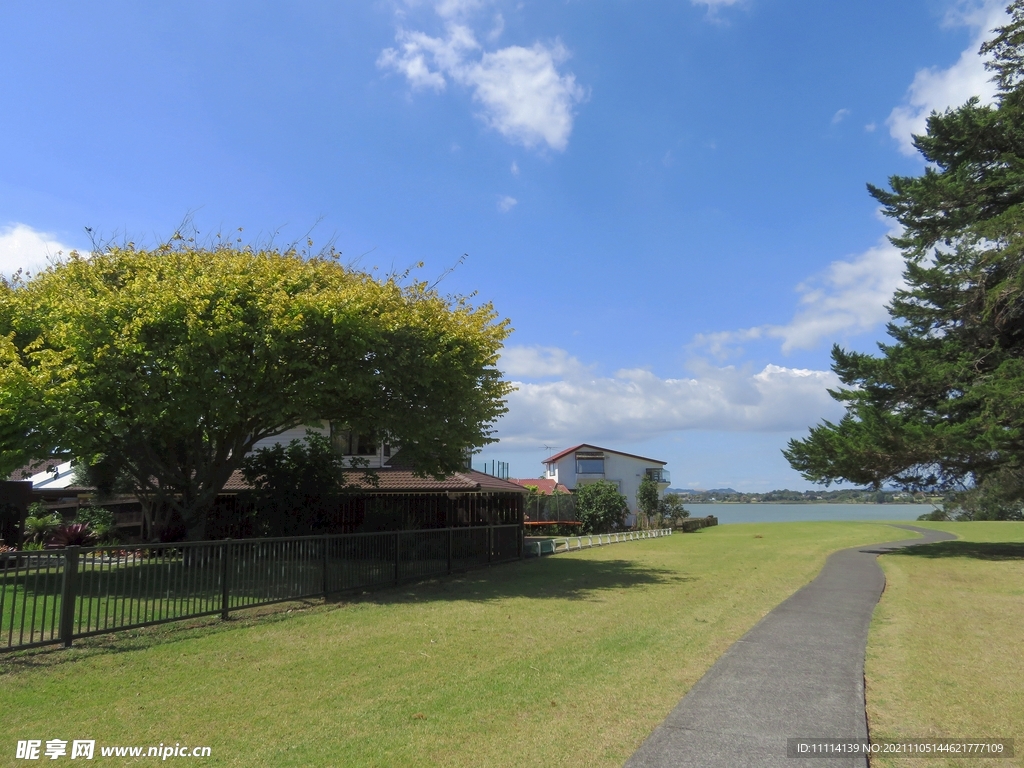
[222, 467, 527, 494]
[7, 462, 528, 496]
[221, 470, 251, 492]
[6, 458, 71, 482]
[542, 444, 667, 465]
[507, 478, 571, 495]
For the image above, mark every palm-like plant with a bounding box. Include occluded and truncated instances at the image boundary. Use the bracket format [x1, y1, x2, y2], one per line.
[46, 523, 98, 548]
[22, 513, 62, 545]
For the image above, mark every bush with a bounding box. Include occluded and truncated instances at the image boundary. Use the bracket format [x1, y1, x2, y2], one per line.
[660, 493, 689, 520]
[75, 507, 117, 540]
[22, 506, 62, 545]
[574, 481, 628, 534]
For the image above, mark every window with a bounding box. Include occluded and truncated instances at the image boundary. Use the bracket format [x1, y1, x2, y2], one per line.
[330, 422, 377, 456]
[575, 453, 605, 475]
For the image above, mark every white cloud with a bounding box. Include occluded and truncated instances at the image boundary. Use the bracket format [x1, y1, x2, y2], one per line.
[0, 223, 81, 279]
[496, 350, 843, 445]
[501, 345, 590, 378]
[696, 227, 906, 355]
[377, 25, 477, 92]
[831, 108, 851, 125]
[435, 0, 487, 19]
[864, 122, 877, 132]
[497, 194, 518, 212]
[379, 19, 586, 150]
[691, 0, 743, 7]
[487, 13, 505, 41]
[887, 2, 1006, 156]
[510, 160, 519, 176]
[466, 41, 585, 150]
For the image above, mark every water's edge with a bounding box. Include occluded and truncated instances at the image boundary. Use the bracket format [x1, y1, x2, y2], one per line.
[683, 503, 938, 525]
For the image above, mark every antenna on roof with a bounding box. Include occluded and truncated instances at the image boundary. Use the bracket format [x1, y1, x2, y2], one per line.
[542, 444, 555, 453]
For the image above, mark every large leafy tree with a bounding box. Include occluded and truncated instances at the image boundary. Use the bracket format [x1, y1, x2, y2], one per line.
[784, 2, 1024, 519]
[0, 240, 511, 538]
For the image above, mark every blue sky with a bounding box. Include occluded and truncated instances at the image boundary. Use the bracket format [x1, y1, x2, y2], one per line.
[0, 0, 1008, 490]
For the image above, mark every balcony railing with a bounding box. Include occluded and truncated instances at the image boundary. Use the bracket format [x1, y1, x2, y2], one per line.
[645, 468, 670, 484]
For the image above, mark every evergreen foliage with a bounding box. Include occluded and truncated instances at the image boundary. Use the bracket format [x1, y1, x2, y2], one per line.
[784, 2, 1024, 519]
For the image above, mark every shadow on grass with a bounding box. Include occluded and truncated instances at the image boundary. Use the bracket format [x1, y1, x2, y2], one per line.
[0, 557, 692, 672]
[344, 556, 694, 608]
[0, 598, 331, 673]
[887, 541, 1024, 561]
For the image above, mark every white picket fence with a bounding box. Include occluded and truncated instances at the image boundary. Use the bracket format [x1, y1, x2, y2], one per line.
[526, 528, 673, 557]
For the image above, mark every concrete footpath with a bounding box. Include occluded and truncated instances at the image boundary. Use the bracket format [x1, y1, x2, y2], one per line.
[624, 524, 957, 768]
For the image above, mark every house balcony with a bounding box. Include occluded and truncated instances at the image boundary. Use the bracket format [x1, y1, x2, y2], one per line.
[645, 468, 671, 487]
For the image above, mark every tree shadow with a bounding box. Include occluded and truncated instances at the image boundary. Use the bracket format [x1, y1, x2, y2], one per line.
[338, 556, 695, 607]
[0, 557, 694, 671]
[887, 541, 1024, 561]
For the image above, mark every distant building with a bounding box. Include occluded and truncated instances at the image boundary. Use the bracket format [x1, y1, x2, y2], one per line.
[542, 444, 670, 526]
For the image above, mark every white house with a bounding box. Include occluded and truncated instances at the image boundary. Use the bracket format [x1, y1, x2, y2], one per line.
[250, 422, 394, 468]
[542, 444, 670, 526]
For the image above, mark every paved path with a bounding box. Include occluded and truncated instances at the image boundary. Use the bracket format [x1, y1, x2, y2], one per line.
[624, 524, 957, 768]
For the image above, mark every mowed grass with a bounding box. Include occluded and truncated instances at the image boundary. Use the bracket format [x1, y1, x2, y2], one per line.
[866, 521, 1024, 768]
[0, 522, 906, 768]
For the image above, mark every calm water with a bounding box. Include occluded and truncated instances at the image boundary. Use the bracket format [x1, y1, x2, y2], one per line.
[685, 503, 938, 525]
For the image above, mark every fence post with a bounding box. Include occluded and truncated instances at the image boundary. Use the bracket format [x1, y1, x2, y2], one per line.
[322, 537, 330, 598]
[58, 546, 80, 648]
[221, 540, 232, 621]
[394, 531, 400, 585]
[447, 528, 453, 574]
[487, 525, 493, 565]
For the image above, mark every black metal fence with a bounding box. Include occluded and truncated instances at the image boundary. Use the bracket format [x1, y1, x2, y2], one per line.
[0, 524, 522, 652]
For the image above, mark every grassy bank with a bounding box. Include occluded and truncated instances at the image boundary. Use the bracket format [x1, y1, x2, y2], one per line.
[1, 522, 905, 767]
[866, 521, 1024, 768]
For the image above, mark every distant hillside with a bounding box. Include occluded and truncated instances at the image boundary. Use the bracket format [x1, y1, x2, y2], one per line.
[666, 488, 736, 495]
[665, 487, 937, 504]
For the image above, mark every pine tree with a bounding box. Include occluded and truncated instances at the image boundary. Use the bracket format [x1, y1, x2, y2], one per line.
[784, 2, 1024, 519]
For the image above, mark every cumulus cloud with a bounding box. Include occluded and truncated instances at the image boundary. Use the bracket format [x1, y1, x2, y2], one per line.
[691, 0, 743, 7]
[887, 2, 1006, 156]
[378, 17, 586, 150]
[695, 228, 905, 355]
[495, 351, 843, 446]
[831, 108, 851, 125]
[0, 223, 81, 279]
[497, 195, 518, 212]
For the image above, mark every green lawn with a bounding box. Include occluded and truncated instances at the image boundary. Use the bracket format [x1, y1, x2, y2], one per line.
[0, 522, 906, 767]
[866, 521, 1024, 768]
